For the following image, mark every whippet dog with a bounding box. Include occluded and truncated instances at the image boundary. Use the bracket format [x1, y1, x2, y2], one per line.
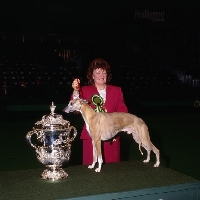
[63, 98, 160, 172]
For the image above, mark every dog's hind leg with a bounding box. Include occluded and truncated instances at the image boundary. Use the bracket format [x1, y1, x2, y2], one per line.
[142, 142, 160, 167]
[139, 124, 160, 167]
[143, 149, 150, 163]
[151, 144, 160, 167]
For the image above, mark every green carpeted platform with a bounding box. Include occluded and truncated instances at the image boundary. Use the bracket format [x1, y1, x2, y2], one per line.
[0, 160, 199, 200]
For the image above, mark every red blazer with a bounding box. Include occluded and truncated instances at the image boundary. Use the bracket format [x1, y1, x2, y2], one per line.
[78, 85, 128, 139]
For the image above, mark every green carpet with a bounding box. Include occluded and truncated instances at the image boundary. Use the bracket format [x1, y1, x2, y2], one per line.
[0, 161, 199, 200]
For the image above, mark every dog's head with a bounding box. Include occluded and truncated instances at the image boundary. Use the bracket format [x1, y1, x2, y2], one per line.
[63, 98, 88, 113]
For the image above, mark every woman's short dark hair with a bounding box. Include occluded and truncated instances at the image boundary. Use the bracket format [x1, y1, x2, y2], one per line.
[86, 58, 112, 85]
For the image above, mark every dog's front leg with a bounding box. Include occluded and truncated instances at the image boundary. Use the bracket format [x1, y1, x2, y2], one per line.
[88, 140, 97, 169]
[95, 140, 103, 172]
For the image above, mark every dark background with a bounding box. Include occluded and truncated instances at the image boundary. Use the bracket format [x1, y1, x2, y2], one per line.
[0, 0, 199, 38]
[0, 0, 199, 28]
[0, 0, 200, 111]
[1, 0, 200, 75]
[0, 0, 200, 118]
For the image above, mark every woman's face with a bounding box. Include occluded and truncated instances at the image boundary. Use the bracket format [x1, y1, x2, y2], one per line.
[93, 68, 107, 86]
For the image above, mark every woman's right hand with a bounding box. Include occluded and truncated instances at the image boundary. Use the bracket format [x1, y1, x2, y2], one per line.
[72, 78, 80, 91]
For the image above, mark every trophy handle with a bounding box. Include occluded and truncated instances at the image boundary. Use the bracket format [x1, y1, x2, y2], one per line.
[68, 126, 77, 143]
[26, 129, 42, 149]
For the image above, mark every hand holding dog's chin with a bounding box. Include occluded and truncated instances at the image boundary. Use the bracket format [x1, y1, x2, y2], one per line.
[72, 79, 80, 90]
[72, 84, 78, 91]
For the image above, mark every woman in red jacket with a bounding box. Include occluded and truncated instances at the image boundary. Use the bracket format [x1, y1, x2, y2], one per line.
[72, 58, 128, 165]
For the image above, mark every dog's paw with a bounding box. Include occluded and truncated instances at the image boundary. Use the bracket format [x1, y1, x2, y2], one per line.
[153, 162, 160, 167]
[143, 159, 150, 163]
[88, 165, 94, 169]
[95, 168, 101, 172]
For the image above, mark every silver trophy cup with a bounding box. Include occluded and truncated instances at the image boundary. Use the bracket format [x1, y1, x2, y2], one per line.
[26, 102, 77, 181]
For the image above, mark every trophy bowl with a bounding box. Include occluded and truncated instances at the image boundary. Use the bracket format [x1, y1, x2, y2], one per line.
[26, 102, 77, 181]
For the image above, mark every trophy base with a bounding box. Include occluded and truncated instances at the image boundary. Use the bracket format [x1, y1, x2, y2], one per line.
[41, 165, 68, 181]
